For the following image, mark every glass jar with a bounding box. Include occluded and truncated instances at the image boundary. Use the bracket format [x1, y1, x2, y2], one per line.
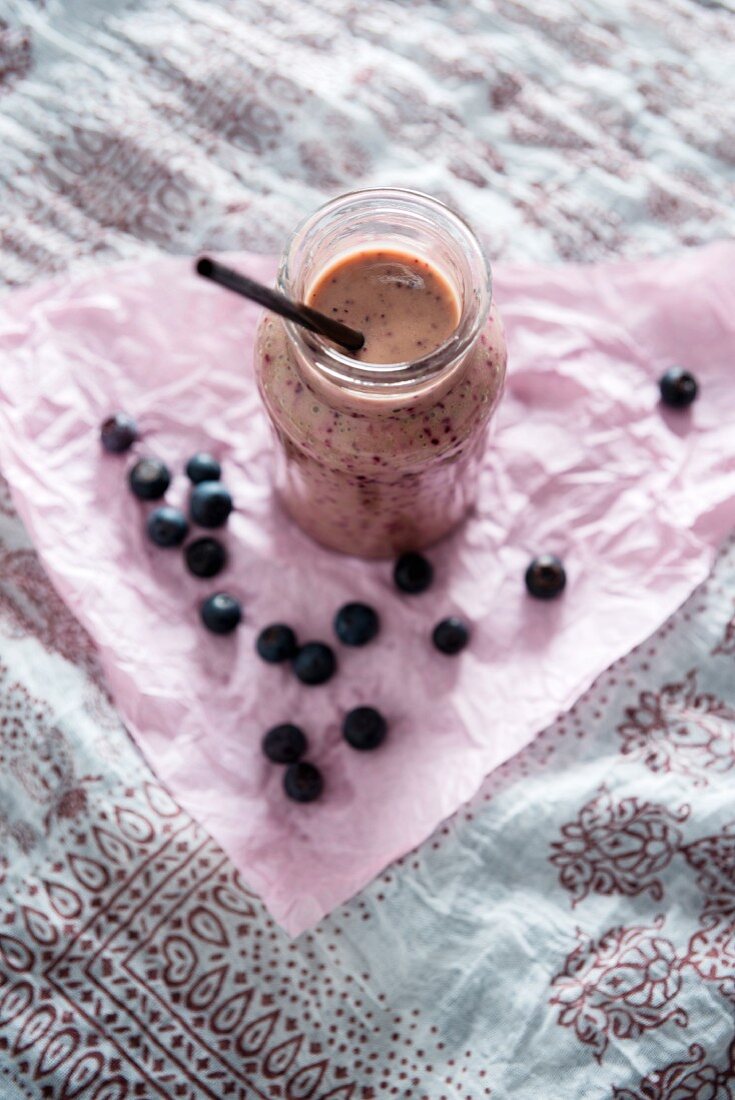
[254, 188, 507, 559]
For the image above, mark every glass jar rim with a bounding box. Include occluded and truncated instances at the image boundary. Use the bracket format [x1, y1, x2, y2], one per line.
[277, 187, 492, 390]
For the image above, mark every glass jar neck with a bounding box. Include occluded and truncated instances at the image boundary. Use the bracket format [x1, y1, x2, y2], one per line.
[277, 188, 491, 397]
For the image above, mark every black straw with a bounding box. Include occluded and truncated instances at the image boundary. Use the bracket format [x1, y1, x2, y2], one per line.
[196, 256, 365, 353]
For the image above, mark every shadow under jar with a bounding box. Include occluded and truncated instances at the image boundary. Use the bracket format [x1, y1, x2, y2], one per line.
[254, 188, 507, 559]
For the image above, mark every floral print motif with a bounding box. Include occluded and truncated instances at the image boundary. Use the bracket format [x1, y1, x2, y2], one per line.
[550, 918, 687, 1062]
[612, 1042, 735, 1100]
[550, 788, 689, 905]
[617, 671, 735, 786]
[682, 824, 735, 1001]
[0, 663, 100, 833]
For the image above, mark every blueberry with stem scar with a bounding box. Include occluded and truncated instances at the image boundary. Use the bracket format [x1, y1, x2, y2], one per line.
[101, 413, 138, 454]
[525, 555, 566, 600]
[129, 458, 170, 501]
[659, 367, 698, 409]
[257, 623, 298, 663]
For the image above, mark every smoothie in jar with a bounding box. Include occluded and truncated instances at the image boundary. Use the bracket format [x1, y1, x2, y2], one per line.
[254, 189, 507, 558]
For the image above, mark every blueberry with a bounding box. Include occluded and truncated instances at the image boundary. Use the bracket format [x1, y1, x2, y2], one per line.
[525, 555, 567, 600]
[185, 536, 227, 578]
[129, 458, 171, 501]
[432, 617, 470, 655]
[262, 723, 307, 764]
[186, 452, 222, 484]
[292, 642, 336, 686]
[200, 592, 242, 634]
[659, 367, 698, 409]
[257, 623, 298, 663]
[342, 706, 387, 751]
[394, 551, 434, 594]
[334, 602, 380, 646]
[147, 506, 189, 548]
[190, 481, 233, 528]
[283, 761, 323, 803]
[101, 412, 138, 454]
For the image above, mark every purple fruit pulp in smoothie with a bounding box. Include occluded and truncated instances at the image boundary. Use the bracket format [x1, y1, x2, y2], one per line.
[255, 247, 507, 559]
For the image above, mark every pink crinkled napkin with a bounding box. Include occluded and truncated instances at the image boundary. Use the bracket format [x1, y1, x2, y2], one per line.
[0, 244, 733, 934]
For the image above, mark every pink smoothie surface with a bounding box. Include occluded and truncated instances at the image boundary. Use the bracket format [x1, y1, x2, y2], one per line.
[0, 245, 733, 935]
[307, 248, 460, 363]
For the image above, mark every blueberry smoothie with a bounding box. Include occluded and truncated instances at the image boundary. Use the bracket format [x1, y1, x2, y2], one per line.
[254, 189, 507, 558]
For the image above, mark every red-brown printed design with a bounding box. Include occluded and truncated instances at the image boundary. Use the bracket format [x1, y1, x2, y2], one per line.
[549, 917, 687, 1062]
[617, 671, 735, 786]
[297, 138, 372, 192]
[612, 1041, 735, 1100]
[0, 0, 733, 279]
[0, 20, 32, 92]
[713, 608, 735, 657]
[142, 35, 373, 196]
[551, 800, 735, 1063]
[40, 124, 203, 249]
[157, 67, 284, 158]
[0, 663, 100, 835]
[0, 474, 16, 518]
[0, 545, 104, 684]
[681, 823, 735, 1001]
[550, 788, 689, 906]
[0, 781, 360, 1098]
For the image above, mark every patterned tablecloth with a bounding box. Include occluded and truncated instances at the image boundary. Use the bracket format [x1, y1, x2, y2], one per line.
[1, 1, 734, 1097]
